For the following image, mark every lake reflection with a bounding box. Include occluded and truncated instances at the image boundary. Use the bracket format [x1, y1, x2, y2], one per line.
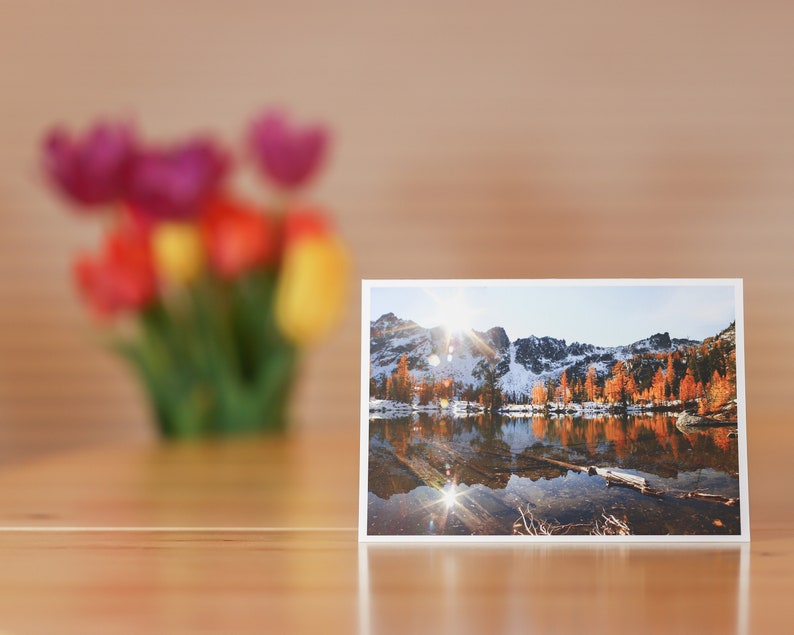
[367, 412, 740, 536]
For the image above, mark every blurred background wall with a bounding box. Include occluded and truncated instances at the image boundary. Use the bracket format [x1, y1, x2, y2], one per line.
[0, 2, 792, 523]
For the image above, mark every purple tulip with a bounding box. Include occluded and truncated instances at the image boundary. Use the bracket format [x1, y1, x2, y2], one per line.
[126, 138, 229, 221]
[248, 110, 327, 190]
[42, 122, 135, 208]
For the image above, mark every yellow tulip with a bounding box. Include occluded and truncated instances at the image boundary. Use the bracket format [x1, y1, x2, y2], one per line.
[151, 222, 205, 284]
[275, 233, 350, 346]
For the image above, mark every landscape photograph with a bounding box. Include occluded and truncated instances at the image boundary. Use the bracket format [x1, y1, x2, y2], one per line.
[362, 280, 747, 539]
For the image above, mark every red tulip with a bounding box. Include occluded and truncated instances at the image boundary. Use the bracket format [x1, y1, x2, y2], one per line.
[248, 110, 327, 190]
[74, 221, 157, 319]
[200, 197, 276, 279]
[42, 122, 135, 208]
[281, 207, 333, 244]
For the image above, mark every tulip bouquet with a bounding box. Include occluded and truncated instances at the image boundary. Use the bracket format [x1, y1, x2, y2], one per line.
[42, 109, 349, 438]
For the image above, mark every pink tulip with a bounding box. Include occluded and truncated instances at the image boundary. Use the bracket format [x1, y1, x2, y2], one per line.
[126, 138, 229, 221]
[248, 110, 327, 190]
[42, 122, 135, 208]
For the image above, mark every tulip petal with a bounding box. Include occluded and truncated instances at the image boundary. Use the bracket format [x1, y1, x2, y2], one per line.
[275, 234, 349, 345]
[248, 110, 328, 190]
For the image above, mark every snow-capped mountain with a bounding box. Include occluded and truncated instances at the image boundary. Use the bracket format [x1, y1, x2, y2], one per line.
[369, 312, 701, 396]
[369, 312, 511, 385]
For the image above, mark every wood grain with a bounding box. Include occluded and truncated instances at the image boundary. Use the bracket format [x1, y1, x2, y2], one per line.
[0, 429, 791, 634]
[0, 430, 359, 530]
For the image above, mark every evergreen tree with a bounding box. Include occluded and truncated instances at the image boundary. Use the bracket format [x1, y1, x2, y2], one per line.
[474, 361, 503, 411]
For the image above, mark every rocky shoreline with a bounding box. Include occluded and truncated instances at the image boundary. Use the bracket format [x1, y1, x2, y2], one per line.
[675, 411, 738, 430]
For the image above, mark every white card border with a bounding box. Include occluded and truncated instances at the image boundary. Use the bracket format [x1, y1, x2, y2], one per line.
[359, 278, 749, 543]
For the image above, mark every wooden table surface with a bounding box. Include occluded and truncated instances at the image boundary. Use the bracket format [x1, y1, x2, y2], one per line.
[0, 426, 789, 635]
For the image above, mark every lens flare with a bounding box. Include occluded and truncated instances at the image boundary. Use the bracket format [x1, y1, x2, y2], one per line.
[441, 483, 457, 510]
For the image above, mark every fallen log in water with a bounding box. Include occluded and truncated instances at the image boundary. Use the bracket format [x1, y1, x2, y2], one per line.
[679, 491, 739, 506]
[589, 466, 665, 498]
[522, 455, 665, 498]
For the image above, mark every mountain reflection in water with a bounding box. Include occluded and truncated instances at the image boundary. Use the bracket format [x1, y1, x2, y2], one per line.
[367, 412, 740, 536]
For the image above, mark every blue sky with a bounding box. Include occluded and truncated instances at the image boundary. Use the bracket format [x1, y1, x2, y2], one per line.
[367, 281, 738, 347]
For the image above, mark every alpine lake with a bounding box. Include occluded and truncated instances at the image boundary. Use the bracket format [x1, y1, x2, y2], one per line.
[367, 410, 741, 537]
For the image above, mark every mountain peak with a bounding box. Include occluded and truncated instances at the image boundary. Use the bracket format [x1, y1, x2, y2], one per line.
[373, 312, 399, 325]
[629, 332, 672, 352]
[369, 313, 714, 394]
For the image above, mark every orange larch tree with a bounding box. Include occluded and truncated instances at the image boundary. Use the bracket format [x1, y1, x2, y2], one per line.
[665, 353, 676, 399]
[557, 369, 571, 404]
[651, 367, 666, 404]
[604, 361, 627, 403]
[679, 369, 698, 404]
[531, 380, 548, 405]
[625, 374, 639, 403]
[584, 365, 599, 402]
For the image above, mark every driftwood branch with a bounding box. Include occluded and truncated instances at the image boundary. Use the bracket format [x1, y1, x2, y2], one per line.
[678, 491, 739, 506]
[515, 507, 557, 535]
[513, 508, 633, 536]
[592, 513, 632, 536]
